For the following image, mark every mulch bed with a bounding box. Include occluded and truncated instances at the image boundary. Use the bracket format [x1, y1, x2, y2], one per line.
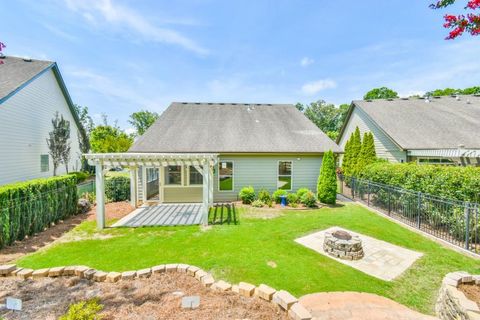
[0, 202, 134, 265]
[0, 273, 288, 320]
[458, 283, 480, 307]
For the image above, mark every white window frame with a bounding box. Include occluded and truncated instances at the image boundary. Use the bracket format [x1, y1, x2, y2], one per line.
[277, 160, 293, 191]
[218, 160, 234, 192]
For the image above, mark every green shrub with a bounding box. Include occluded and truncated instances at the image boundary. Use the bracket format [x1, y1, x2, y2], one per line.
[359, 162, 480, 203]
[301, 191, 317, 207]
[239, 186, 256, 204]
[251, 199, 265, 208]
[105, 176, 130, 202]
[272, 189, 288, 203]
[258, 189, 271, 203]
[266, 199, 273, 207]
[296, 188, 310, 199]
[0, 175, 78, 248]
[317, 150, 337, 204]
[286, 193, 299, 205]
[60, 298, 104, 320]
[69, 171, 91, 183]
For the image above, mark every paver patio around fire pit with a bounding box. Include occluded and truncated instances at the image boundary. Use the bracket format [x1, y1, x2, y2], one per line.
[295, 226, 423, 281]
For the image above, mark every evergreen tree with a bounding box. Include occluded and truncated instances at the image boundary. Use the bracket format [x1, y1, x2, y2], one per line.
[341, 138, 351, 176]
[356, 132, 377, 175]
[317, 150, 337, 205]
[350, 127, 362, 176]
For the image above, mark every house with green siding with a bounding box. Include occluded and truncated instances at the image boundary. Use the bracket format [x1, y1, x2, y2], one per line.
[127, 102, 342, 204]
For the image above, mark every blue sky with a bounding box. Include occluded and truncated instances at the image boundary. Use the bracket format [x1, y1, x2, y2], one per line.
[3, 0, 479, 131]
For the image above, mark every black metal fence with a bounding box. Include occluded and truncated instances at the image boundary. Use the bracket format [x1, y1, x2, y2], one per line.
[339, 175, 480, 254]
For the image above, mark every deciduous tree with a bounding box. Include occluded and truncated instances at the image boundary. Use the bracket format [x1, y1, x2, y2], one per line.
[364, 87, 399, 100]
[430, 0, 480, 39]
[90, 125, 133, 153]
[46, 112, 71, 175]
[128, 110, 159, 136]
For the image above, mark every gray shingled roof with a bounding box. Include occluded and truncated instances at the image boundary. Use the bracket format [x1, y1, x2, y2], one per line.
[352, 95, 480, 149]
[129, 102, 342, 153]
[0, 56, 54, 101]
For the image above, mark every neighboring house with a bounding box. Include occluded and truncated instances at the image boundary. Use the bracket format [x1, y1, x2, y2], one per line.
[337, 95, 480, 166]
[0, 56, 85, 185]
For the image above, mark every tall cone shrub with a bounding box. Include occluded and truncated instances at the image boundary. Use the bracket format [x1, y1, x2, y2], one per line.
[0, 175, 78, 248]
[317, 150, 337, 204]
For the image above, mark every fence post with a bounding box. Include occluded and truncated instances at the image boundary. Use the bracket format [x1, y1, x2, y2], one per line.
[417, 192, 422, 229]
[352, 178, 355, 199]
[367, 180, 370, 206]
[388, 187, 391, 215]
[465, 202, 470, 250]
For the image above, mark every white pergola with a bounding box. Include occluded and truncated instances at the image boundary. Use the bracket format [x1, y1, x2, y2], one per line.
[85, 153, 218, 230]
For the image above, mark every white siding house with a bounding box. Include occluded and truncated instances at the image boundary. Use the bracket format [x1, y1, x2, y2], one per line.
[0, 56, 85, 185]
[337, 96, 480, 166]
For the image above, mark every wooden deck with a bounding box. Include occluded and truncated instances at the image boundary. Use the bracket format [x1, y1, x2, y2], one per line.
[112, 203, 204, 227]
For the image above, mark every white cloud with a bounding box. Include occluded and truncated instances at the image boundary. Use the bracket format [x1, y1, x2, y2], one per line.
[42, 23, 79, 42]
[63, 0, 208, 55]
[300, 57, 314, 67]
[124, 127, 136, 135]
[301, 79, 337, 95]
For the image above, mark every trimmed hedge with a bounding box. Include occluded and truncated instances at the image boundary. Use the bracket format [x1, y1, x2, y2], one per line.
[0, 175, 78, 248]
[359, 162, 480, 203]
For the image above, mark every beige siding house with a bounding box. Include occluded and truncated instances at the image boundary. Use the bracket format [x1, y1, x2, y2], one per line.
[0, 56, 85, 185]
[337, 96, 480, 166]
[127, 102, 342, 203]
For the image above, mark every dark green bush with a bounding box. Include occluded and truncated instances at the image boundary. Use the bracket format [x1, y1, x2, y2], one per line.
[272, 189, 288, 203]
[301, 191, 317, 208]
[286, 193, 299, 205]
[359, 162, 480, 203]
[0, 175, 78, 248]
[257, 189, 271, 203]
[105, 176, 130, 202]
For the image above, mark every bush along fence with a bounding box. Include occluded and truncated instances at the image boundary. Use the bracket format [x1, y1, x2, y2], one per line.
[77, 176, 130, 203]
[339, 175, 480, 255]
[0, 175, 78, 248]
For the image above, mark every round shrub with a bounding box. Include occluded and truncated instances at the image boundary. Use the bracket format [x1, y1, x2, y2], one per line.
[258, 189, 271, 203]
[286, 193, 299, 205]
[251, 199, 265, 208]
[301, 191, 317, 208]
[239, 186, 256, 204]
[272, 189, 288, 203]
[296, 188, 310, 199]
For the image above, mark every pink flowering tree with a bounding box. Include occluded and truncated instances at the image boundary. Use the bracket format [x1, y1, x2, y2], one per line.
[430, 0, 480, 39]
[0, 41, 5, 64]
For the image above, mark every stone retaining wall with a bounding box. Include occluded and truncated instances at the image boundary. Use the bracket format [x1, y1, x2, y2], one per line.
[0, 263, 312, 320]
[436, 271, 480, 320]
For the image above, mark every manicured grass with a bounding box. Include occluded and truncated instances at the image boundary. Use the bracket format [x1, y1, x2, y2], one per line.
[17, 204, 480, 314]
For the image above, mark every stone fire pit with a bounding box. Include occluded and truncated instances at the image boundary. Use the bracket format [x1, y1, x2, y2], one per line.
[323, 230, 364, 260]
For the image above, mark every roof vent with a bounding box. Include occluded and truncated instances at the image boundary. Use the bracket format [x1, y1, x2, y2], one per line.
[401, 97, 409, 100]
[466, 100, 471, 104]
[207, 102, 213, 105]
[474, 94, 480, 97]
[256, 103, 261, 106]
[267, 104, 272, 106]
[23, 57, 32, 62]
[182, 102, 188, 104]
[0, 53, 5, 59]
[195, 102, 201, 105]
[433, 96, 441, 99]
[219, 103, 225, 105]
[366, 99, 372, 102]
[387, 98, 394, 101]
[231, 103, 237, 105]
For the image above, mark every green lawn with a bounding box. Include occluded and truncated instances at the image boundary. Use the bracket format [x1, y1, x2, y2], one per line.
[17, 203, 480, 314]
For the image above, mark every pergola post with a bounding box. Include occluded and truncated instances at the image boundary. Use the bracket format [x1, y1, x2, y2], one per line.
[129, 167, 137, 208]
[208, 165, 214, 207]
[202, 163, 209, 225]
[95, 162, 106, 230]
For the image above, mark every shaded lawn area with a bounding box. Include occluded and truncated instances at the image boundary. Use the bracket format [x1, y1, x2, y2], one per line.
[17, 203, 480, 314]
